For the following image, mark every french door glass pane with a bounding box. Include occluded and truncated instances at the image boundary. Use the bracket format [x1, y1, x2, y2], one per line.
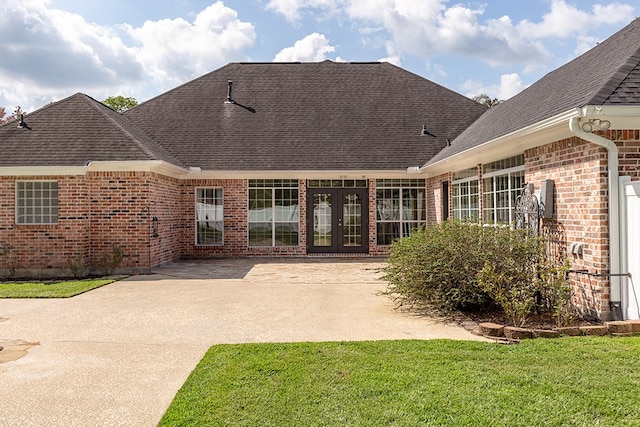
[313, 193, 332, 247]
[343, 193, 362, 247]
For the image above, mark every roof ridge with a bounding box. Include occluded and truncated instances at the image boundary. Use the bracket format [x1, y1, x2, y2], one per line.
[589, 48, 640, 105]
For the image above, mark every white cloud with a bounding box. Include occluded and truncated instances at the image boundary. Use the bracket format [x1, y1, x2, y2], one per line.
[461, 73, 525, 101]
[0, 0, 255, 111]
[126, 2, 255, 87]
[517, 0, 635, 39]
[267, 0, 635, 72]
[274, 33, 335, 62]
[0, 0, 142, 110]
[266, 0, 339, 23]
[497, 73, 525, 100]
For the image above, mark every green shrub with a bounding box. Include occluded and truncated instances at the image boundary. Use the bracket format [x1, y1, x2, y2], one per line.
[96, 245, 126, 276]
[477, 227, 545, 326]
[537, 258, 576, 327]
[66, 254, 90, 279]
[383, 221, 577, 326]
[381, 221, 492, 311]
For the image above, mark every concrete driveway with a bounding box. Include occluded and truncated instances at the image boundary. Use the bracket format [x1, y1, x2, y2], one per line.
[0, 258, 484, 426]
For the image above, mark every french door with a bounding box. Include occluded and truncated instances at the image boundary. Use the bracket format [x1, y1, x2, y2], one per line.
[307, 187, 368, 253]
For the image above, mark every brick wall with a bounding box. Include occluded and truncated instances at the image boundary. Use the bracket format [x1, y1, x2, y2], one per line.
[526, 136, 611, 319]
[612, 129, 640, 180]
[0, 175, 90, 278]
[427, 172, 451, 225]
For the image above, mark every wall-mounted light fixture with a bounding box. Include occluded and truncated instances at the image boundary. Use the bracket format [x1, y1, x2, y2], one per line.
[580, 118, 611, 133]
[152, 216, 159, 238]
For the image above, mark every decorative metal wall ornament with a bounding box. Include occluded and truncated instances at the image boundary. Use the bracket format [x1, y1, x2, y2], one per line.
[515, 183, 540, 234]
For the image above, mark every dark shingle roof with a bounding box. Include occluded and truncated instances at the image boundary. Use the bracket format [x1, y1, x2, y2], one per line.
[0, 93, 183, 167]
[125, 61, 487, 170]
[426, 18, 640, 167]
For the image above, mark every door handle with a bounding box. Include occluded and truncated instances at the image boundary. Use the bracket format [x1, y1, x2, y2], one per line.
[338, 218, 343, 227]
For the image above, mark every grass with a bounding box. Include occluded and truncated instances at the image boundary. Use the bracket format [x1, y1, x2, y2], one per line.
[160, 337, 640, 427]
[0, 278, 118, 298]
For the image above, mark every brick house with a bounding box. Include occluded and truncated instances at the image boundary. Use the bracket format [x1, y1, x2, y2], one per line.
[0, 61, 486, 275]
[2, 19, 640, 321]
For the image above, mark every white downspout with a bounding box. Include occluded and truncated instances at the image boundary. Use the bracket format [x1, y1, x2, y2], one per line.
[569, 114, 623, 320]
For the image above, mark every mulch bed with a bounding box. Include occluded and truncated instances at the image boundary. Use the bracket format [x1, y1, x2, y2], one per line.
[461, 307, 601, 330]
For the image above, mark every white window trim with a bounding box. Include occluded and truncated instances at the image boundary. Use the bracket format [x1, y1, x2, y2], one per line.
[452, 175, 479, 221]
[375, 182, 427, 244]
[482, 166, 525, 226]
[15, 180, 59, 225]
[248, 182, 300, 247]
[195, 187, 224, 246]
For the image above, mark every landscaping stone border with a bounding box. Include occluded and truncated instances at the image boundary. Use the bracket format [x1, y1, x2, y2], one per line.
[476, 320, 640, 342]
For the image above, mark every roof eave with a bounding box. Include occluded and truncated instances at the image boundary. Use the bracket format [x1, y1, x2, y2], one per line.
[0, 161, 188, 178]
[180, 169, 416, 180]
[420, 109, 581, 176]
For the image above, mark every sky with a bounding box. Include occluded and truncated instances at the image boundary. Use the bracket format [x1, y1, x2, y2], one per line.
[1, 0, 638, 113]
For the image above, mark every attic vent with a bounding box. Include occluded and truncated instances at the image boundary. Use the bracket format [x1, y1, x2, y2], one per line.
[17, 114, 31, 130]
[225, 80, 234, 104]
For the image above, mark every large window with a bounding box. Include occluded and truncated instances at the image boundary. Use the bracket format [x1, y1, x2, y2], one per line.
[376, 179, 426, 245]
[452, 168, 479, 221]
[482, 155, 525, 225]
[248, 179, 299, 247]
[16, 181, 58, 224]
[195, 188, 223, 245]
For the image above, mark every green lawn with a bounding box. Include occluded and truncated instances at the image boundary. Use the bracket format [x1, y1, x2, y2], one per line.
[0, 278, 118, 298]
[160, 337, 640, 427]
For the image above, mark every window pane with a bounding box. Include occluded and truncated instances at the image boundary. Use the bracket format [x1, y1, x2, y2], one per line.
[249, 189, 273, 222]
[249, 223, 273, 246]
[275, 223, 299, 246]
[16, 181, 58, 224]
[249, 181, 299, 247]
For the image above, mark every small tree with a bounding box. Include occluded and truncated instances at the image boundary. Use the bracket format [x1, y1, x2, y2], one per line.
[0, 106, 26, 124]
[472, 93, 502, 108]
[102, 96, 138, 113]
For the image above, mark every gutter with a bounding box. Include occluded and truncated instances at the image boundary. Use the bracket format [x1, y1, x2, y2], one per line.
[568, 111, 623, 320]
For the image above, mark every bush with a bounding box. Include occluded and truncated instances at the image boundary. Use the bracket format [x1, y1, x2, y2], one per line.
[381, 221, 492, 312]
[477, 227, 545, 327]
[96, 245, 126, 276]
[383, 221, 577, 326]
[66, 254, 90, 279]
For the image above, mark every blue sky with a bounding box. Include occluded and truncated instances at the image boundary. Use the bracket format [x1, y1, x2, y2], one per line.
[1, 0, 638, 112]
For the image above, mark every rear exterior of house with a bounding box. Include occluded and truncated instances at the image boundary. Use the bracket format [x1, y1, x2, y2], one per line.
[2, 19, 640, 321]
[0, 61, 486, 276]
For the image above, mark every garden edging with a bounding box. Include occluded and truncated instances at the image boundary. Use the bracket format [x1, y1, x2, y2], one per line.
[475, 320, 640, 342]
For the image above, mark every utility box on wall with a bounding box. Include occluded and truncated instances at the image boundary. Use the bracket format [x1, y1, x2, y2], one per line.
[540, 179, 554, 219]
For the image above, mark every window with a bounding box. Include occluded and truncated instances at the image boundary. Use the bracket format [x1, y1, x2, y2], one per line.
[482, 155, 525, 225]
[452, 168, 479, 221]
[195, 188, 223, 245]
[376, 179, 426, 245]
[248, 180, 299, 247]
[16, 181, 58, 224]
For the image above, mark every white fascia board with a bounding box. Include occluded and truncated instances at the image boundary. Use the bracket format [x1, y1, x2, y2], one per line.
[179, 169, 414, 180]
[0, 166, 88, 176]
[423, 109, 579, 176]
[86, 160, 187, 177]
[0, 161, 188, 178]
